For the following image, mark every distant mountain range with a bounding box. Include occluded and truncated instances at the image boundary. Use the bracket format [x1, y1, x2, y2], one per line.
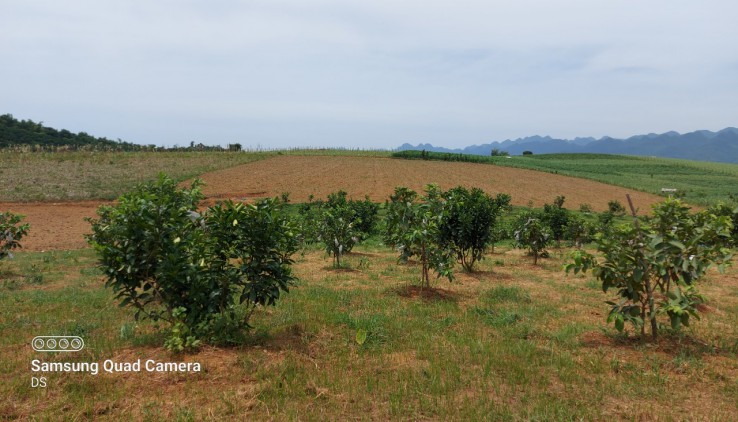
[397, 128, 738, 163]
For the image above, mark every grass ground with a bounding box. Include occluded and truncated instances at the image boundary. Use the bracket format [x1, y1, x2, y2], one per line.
[2, 240, 738, 420]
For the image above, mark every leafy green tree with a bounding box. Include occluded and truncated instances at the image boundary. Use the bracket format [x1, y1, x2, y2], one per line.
[513, 212, 551, 265]
[384, 187, 418, 249]
[318, 204, 358, 268]
[0, 211, 30, 261]
[385, 185, 454, 287]
[707, 202, 738, 246]
[542, 196, 570, 247]
[438, 187, 510, 272]
[566, 198, 733, 340]
[87, 175, 298, 349]
[564, 214, 590, 249]
[326, 190, 379, 239]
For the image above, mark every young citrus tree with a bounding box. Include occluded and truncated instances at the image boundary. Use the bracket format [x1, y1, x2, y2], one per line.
[438, 187, 511, 272]
[385, 185, 454, 287]
[513, 212, 551, 265]
[313, 190, 379, 267]
[0, 211, 30, 261]
[566, 197, 733, 340]
[87, 174, 298, 349]
[318, 204, 358, 268]
[542, 195, 570, 247]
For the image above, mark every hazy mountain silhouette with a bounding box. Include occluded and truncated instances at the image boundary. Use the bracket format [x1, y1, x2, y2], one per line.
[397, 128, 738, 163]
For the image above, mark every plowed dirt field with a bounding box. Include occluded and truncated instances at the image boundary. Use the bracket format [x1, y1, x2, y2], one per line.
[196, 155, 663, 209]
[3, 155, 666, 251]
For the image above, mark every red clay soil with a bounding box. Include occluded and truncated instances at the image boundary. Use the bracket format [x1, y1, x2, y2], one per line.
[3, 155, 667, 252]
[195, 155, 665, 210]
[0, 201, 108, 252]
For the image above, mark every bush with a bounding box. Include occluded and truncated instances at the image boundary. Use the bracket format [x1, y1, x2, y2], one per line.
[607, 199, 626, 216]
[385, 185, 454, 286]
[566, 198, 733, 339]
[513, 212, 551, 265]
[87, 174, 298, 349]
[438, 187, 510, 272]
[318, 203, 358, 268]
[0, 211, 30, 261]
[304, 190, 379, 267]
[542, 196, 570, 247]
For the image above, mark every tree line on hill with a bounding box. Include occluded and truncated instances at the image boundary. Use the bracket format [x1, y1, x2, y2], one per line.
[0, 114, 243, 152]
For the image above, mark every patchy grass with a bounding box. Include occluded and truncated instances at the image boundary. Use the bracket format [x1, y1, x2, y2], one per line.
[2, 241, 738, 420]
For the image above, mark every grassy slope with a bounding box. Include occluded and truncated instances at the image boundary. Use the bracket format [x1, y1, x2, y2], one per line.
[2, 244, 738, 420]
[396, 152, 738, 206]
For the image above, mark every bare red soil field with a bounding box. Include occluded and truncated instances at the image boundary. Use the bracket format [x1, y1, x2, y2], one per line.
[3, 155, 665, 251]
[196, 155, 664, 210]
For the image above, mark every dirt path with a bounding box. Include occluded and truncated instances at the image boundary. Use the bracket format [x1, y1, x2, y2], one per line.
[2, 155, 667, 251]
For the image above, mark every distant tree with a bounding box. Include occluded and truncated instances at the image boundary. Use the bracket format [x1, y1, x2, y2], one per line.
[542, 196, 570, 247]
[513, 212, 551, 265]
[318, 204, 357, 268]
[522, 151, 533, 156]
[490, 148, 509, 157]
[228, 143, 242, 152]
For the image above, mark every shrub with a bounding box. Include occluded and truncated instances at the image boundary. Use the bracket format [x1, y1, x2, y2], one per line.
[318, 204, 358, 268]
[311, 190, 379, 267]
[385, 185, 454, 286]
[438, 187, 510, 272]
[87, 174, 298, 349]
[542, 196, 570, 247]
[566, 198, 733, 339]
[579, 203, 593, 214]
[564, 214, 591, 249]
[607, 199, 626, 216]
[0, 211, 30, 261]
[707, 202, 738, 246]
[513, 212, 551, 265]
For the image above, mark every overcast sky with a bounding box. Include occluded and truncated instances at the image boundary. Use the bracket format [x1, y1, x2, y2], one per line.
[2, 1, 737, 149]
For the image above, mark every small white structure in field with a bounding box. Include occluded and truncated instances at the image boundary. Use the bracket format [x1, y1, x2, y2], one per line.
[661, 188, 678, 194]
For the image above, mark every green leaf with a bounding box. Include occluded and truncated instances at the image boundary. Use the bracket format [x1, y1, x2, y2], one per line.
[355, 329, 368, 345]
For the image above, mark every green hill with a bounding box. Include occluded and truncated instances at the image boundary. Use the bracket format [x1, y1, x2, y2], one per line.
[0, 114, 139, 150]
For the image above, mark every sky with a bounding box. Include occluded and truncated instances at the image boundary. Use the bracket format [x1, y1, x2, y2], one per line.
[2, 1, 737, 149]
